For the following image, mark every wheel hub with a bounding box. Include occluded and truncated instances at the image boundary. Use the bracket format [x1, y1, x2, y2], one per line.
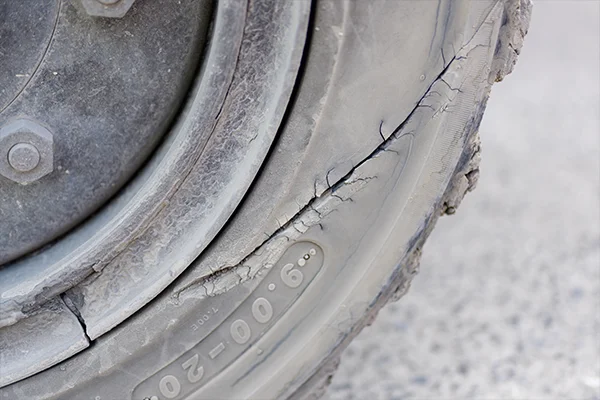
[0, 0, 211, 264]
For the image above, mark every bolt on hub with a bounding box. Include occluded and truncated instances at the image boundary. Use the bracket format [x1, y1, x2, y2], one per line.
[0, 119, 54, 184]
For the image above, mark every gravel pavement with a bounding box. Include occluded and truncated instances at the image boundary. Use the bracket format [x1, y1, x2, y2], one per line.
[327, 2, 600, 399]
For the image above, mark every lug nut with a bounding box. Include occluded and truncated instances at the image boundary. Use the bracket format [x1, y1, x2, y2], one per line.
[80, 0, 135, 18]
[0, 119, 54, 184]
[8, 143, 41, 172]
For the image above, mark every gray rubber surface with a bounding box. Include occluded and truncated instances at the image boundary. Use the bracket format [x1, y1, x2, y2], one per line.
[327, 2, 600, 399]
[0, 1, 535, 398]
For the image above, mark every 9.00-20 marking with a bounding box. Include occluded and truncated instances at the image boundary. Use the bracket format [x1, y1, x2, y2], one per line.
[135, 242, 324, 400]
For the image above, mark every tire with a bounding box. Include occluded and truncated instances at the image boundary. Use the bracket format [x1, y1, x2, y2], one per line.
[0, 0, 531, 399]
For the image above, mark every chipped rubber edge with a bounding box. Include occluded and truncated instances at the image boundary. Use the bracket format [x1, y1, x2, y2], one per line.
[290, 0, 532, 398]
[290, 102, 484, 400]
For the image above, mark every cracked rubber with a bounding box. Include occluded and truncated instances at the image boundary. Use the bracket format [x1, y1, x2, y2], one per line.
[0, 0, 531, 398]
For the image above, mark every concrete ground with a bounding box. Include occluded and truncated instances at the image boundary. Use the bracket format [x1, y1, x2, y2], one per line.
[327, 2, 600, 399]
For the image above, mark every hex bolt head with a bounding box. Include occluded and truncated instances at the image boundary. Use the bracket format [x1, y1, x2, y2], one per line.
[80, 0, 136, 18]
[8, 143, 41, 172]
[0, 119, 54, 184]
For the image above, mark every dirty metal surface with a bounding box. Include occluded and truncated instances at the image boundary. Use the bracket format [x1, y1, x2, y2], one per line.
[0, 0, 212, 264]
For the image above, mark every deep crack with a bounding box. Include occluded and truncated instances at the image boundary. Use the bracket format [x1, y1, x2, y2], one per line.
[174, 51, 461, 299]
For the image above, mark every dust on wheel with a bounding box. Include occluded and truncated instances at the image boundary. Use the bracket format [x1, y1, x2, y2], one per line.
[0, 0, 531, 399]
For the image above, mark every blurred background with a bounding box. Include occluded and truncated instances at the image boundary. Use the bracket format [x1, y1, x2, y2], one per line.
[327, 2, 600, 399]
